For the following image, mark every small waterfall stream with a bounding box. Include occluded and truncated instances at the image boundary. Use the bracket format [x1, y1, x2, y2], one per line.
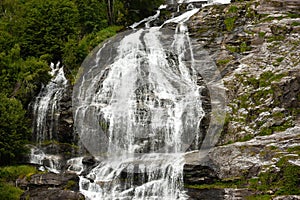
[30, 63, 68, 172]
[32, 63, 68, 143]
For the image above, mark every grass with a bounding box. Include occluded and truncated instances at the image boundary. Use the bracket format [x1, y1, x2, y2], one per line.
[249, 157, 300, 195]
[291, 21, 300, 26]
[217, 59, 231, 66]
[228, 5, 238, 13]
[246, 194, 271, 200]
[0, 165, 38, 181]
[185, 178, 245, 190]
[224, 18, 236, 31]
[267, 35, 285, 42]
[0, 165, 38, 200]
[0, 182, 24, 200]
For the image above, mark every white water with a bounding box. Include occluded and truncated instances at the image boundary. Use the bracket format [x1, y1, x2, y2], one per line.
[73, 0, 229, 199]
[74, 6, 204, 199]
[32, 63, 68, 143]
[30, 63, 68, 173]
[30, 146, 62, 173]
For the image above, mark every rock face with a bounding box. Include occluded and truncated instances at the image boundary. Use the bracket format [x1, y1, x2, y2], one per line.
[56, 84, 75, 144]
[19, 173, 84, 200]
[184, 0, 300, 198]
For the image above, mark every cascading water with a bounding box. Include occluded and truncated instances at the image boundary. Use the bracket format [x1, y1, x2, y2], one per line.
[32, 62, 68, 143]
[30, 63, 68, 172]
[73, 0, 229, 199]
[74, 6, 202, 200]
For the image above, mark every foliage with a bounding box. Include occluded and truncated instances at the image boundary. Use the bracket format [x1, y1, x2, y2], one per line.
[0, 165, 38, 200]
[0, 94, 30, 165]
[0, 165, 37, 181]
[121, 0, 164, 25]
[224, 17, 236, 31]
[245, 195, 271, 200]
[17, 0, 80, 63]
[0, 182, 23, 200]
[185, 178, 245, 190]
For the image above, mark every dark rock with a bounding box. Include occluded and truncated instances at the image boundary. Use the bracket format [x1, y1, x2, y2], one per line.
[29, 173, 79, 190]
[20, 188, 84, 200]
[20, 172, 84, 200]
[56, 85, 75, 144]
[82, 156, 97, 166]
[186, 188, 224, 200]
[184, 164, 218, 185]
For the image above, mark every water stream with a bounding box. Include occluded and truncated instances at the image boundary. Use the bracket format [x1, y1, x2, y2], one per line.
[30, 63, 68, 172]
[32, 63, 68, 143]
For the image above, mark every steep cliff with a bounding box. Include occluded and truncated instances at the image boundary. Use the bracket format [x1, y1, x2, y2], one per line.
[184, 0, 300, 199]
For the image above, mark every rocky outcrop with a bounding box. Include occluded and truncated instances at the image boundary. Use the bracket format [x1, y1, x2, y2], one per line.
[185, 126, 300, 178]
[184, 0, 300, 198]
[18, 172, 84, 200]
[188, 0, 300, 143]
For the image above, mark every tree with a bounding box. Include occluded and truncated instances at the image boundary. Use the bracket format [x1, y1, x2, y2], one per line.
[0, 45, 50, 105]
[0, 94, 29, 165]
[74, 0, 108, 34]
[122, 0, 164, 25]
[17, 0, 80, 63]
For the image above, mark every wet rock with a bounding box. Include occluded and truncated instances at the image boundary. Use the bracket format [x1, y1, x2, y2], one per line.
[82, 156, 97, 166]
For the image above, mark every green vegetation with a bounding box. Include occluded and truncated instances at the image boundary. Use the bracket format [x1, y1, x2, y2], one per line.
[226, 45, 239, 53]
[240, 42, 251, 53]
[287, 146, 300, 154]
[224, 17, 236, 31]
[225, 42, 251, 53]
[0, 165, 38, 200]
[64, 180, 76, 190]
[185, 177, 245, 190]
[228, 5, 238, 13]
[0, 183, 23, 200]
[0, 165, 38, 181]
[259, 32, 266, 38]
[216, 58, 232, 66]
[0, 94, 30, 165]
[291, 21, 300, 26]
[267, 35, 285, 42]
[249, 157, 300, 195]
[246, 195, 271, 200]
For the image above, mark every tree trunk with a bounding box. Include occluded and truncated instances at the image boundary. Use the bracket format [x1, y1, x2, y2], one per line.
[107, 0, 114, 25]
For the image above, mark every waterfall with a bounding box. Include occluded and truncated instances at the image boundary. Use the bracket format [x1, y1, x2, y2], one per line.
[73, 4, 204, 199]
[30, 63, 68, 172]
[72, 0, 229, 199]
[32, 62, 68, 143]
